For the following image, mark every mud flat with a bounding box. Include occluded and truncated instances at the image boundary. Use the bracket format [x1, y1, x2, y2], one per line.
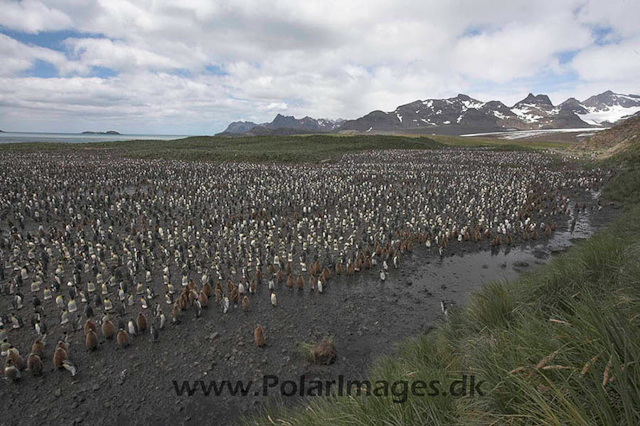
[0, 197, 616, 426]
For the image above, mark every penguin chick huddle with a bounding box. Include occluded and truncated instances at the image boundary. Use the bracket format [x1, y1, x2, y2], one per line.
[0, 148, 609, 382]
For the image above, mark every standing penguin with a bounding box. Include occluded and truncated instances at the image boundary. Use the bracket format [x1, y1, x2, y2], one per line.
[158, 310, 166, 329]
[4, 362, 21, 382]
[84, 303, 94, 319]
[440, 300, 448, 316]
[103, 297, 113, 312]
[27, 353, 44, 376]
[150, 324, 159, 342]
[6, 348, 25, 371]
[84, 319, 97, 336]
[71, 314, 82, 332]
[136, 313, 148, 333]
[254, 324, 266, 347]
[53, 340, 77, 376]
[296, 276, 304, 290]
[241, 295, 250, 312]
[11, 313, 23, 329]
[85, 329, 99, 351]
[33, 318, 47, 336]
[127, 319, 138, 336]
[59, 309, 69, 326]
[102, 317, 116, 340]
[116, 329, 129, 348]
[198, 291, 209, 308]
[13, 294, 23, 310]
[31, 339, 45, 358]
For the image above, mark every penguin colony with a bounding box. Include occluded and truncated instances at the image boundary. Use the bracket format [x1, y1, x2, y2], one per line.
[0, 149, 607, 382]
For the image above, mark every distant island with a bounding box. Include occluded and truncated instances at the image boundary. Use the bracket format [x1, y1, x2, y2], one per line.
[81, 130, 121, 135]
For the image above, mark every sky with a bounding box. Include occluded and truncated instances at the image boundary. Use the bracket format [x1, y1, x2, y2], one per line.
[0, 0, 638, 135]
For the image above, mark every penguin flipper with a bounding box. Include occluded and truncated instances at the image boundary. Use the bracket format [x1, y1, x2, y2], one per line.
[62, 360, 77, 376]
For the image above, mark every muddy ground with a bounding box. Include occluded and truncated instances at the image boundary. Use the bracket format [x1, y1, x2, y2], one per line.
[0, 191, 618, 426]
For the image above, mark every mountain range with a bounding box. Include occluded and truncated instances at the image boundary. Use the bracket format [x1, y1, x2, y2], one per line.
[219, 115, 345, 136]
[219, 90, 640, 136]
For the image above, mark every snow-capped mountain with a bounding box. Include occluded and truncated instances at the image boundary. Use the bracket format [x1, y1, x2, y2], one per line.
[577, 91, 640, 126]
[219, 91, 640, 136]
[338, 94, 496, 133]
[338, 91, 640, 134]
[221, 115, 344, 135]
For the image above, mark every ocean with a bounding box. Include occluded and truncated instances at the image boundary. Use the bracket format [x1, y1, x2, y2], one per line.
[0, 132, 191, 144]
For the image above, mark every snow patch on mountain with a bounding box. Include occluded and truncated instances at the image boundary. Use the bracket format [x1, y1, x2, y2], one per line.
[511, 107, 542, 123]
[461, 99, 484, 111]
[578, 105, 640, 125]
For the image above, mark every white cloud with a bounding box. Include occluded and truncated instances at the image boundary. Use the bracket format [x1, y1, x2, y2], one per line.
[0, 73, 246, 133]
[265, 102, 288, 111]
[0, 0, 72, 33]
[0, 34, 87, 76]
[571, 39, 640, 82]
[576, 0, 640, 38]
[64, 38, 181, 72]
[453, 18, 592, 83]
[0, 0, 638, 133]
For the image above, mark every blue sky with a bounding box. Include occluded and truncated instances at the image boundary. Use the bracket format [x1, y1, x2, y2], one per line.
[0, 0, 638, 134]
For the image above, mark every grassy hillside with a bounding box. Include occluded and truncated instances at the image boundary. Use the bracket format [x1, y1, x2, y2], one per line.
[575, 116, 640, 159]
[597, 117, 640, 203]
[0, 134, 443, 163]
[244, 138, 640, 425]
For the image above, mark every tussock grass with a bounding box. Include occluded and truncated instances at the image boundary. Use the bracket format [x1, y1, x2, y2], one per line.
[603, 136, 640, 203]
[244, 209, 640, 424]
[298, 337, 337, 365]
[604, 164, 640, 204]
